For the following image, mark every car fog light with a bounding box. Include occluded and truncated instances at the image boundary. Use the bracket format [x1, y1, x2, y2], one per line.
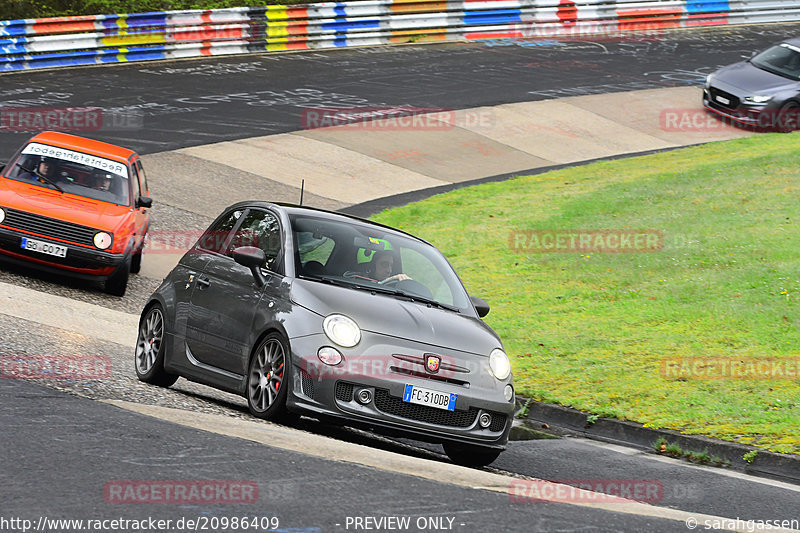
[0, 207, 5, 224]
[356, 388, 373, 404]
[94, 231, 112, 250]
[323, 314, 361, 348]
[317, 347, 343, 366]
[504, 384, 514, 402]
[478, 412, 492, 428]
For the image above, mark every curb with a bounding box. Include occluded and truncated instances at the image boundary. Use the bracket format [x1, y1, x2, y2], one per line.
[340, 143, 705, 218]
[519, 399, 800, 485]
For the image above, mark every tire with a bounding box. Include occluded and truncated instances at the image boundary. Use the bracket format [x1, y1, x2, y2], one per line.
[443, 442, 503, 468]
[134, 305, 178, 387]
[129, 249, 142, 274]
[246, 332, 294, 421]
[777, 102, 800, 133]
[105, 260, 130, 296]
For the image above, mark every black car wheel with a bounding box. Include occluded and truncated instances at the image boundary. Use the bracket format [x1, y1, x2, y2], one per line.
[443, 442, 502, 468]
[105, 260, 130, 296]
[247, 332, 293, 421]
[135, 305, 178, 386]
[778, 102, 800, 132]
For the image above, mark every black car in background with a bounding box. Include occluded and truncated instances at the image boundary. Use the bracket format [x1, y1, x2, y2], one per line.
[134, 202, 515, 467]
[704, 38, 800, 131]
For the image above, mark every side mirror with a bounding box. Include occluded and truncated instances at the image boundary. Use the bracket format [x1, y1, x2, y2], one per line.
[233, 246, 266, 287]
[470, 296, 490, 318]
[137, 196, 152, 209]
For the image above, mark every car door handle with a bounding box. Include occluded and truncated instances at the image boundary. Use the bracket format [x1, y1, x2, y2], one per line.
[197, 277, 211, 289]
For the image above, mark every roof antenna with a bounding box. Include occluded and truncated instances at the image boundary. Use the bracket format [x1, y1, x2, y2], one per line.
[299, 179, 304, 206]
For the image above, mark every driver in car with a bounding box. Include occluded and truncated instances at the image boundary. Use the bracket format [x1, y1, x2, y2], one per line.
[366, 249, 411, 283]
[17, 157, 56, 182]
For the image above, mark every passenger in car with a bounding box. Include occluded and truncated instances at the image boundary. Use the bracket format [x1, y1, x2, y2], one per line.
[91, 172, 114, 192]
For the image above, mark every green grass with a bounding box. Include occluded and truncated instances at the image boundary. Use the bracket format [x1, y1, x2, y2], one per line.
[372, 133, 800, 455]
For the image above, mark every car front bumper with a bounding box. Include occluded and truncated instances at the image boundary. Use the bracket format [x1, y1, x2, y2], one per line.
[703, 86, 784, 128]
[286, 333, 515, 449]
[0, 226, 127, 280]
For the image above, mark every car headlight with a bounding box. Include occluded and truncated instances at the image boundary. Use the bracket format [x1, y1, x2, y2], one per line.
[488, 348, 511, 381]
[0, 207, 5, 225]
[744, 95, 773, 104]
[704, 75, 712, 88]
[323, 314, 361, 348]
[93, 231, 112, 250]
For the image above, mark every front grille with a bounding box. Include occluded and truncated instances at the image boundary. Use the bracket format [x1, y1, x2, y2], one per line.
[709, 87, 740, 110]
[335, 381, 353, 402]
[390, 366, 469, 387]
[300, 370, 315, 400]
[374, 388, 477, 428]
[2, 208, 99, 247]
[489, 413, 508, 432]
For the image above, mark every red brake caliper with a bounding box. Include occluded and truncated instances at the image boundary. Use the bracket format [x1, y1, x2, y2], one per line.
[275, 363, 284, 391]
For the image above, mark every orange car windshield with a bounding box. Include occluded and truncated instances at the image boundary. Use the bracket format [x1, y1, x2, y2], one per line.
[6, 143, 130, 206]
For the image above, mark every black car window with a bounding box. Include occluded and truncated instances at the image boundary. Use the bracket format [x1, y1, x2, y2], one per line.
[196, 209, 242, 253]
[751, 44, 800, 80]
[226, 209, 282, 272]
[298, 234, 335, 270]
[289, 214, 472, 311]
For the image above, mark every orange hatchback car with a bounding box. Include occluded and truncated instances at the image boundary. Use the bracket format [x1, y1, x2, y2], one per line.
[0, 131, 152, 296]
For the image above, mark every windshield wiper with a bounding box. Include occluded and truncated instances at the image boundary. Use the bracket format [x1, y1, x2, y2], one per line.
[355, 284, 461, 313]
[301, 274, 461, 313]
[15, 163, 64, 193]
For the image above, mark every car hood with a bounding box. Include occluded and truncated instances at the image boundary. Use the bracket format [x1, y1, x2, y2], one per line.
[712, 61, 798, 94]
[290, 278, 501, 356]
[0, 179, 129, 231]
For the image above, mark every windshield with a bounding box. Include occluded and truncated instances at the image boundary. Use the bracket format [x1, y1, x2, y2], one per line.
[291, 214, 472, 313]
[4, 142, 130, 205]
[750, 43, 800, 80]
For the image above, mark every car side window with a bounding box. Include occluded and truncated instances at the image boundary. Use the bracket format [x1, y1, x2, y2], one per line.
[227, 209, 282, 272]
[196, 210, 242, 253]
[298, 233, 335, 267]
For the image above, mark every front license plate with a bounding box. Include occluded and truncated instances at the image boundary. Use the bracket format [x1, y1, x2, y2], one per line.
[716, 95, 730, 105]
[21, 237, 67, 258]
[403, 384, 456, 411]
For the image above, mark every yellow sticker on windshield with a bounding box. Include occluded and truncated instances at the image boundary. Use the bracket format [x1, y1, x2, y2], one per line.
[369, 237, 381, 245]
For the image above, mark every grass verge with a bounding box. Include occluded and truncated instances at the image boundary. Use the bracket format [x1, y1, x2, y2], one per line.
[371, 133, 800, 454]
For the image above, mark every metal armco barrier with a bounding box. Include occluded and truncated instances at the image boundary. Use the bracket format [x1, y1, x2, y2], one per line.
[2, 0, 800, 72]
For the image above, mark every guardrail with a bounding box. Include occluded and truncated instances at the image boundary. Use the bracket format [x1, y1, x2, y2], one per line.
[2, 0, 800, 72]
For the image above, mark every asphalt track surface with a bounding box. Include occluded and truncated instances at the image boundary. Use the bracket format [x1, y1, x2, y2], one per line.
[3, 22, 800, 533]
[0, 23, 798, 158]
